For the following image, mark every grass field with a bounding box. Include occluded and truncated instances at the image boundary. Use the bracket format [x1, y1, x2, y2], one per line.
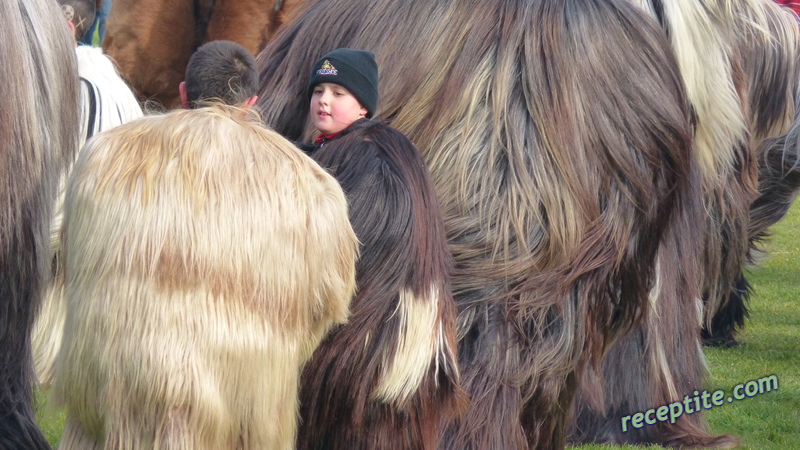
[36, 203, 799, 448]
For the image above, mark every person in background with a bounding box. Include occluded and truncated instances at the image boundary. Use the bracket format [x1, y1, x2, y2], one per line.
[79, 0, 110, 46]
[59, 0, 143, 143]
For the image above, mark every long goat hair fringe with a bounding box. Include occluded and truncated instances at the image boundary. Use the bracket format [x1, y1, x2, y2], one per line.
[714, 89, 800, 347]
[0, 0, 80, 447]
[749, 110, 800, 261]
[256, 0, 696, 448]
[571, 0, 798, 447]
[682, 0, 800, 346]
[51, 106, 358, 449]
[296, 120, 468, 449]
[702, 0, 800, 346]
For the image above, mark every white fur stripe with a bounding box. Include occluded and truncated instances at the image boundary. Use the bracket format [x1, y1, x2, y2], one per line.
[662, 0, 747, 179]
[648, 260, 679, 401]
[373, 286, 442, 404]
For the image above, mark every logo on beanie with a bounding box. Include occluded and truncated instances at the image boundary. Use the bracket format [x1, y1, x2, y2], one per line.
[316, 60, 338, 76]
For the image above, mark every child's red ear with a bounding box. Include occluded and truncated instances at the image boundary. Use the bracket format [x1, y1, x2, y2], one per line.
[68, 20, 75, 37]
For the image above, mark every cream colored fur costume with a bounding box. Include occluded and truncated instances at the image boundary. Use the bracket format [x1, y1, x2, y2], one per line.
[51, 106, 358, 449]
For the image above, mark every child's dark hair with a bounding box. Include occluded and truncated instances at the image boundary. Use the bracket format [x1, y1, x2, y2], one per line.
[58, 0, 96, 41]
[185, 40, 259, 108]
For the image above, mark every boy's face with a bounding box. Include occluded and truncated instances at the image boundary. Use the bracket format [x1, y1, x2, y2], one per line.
[310, 83, 368, 136]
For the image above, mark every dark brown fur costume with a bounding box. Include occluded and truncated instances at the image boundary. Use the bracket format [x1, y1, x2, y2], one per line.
[296, 120, 466, 449]
[702, 0, 800, 347]
[255, 0, 697, 448]
[0, 0, 80, 447]
[714, 92, 800, 349]
[103, 0, 304, 109]
[749, 121, 800, 259]
[571, 0, 798, 448]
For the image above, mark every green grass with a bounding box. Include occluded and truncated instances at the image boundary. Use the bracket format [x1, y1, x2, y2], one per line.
[35, 203, 800, 448]
[35, 388, 65, 447]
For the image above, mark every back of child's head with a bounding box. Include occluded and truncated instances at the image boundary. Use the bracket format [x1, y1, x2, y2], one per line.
[58, 0, 96, 42]
[184, 40, 259, 108]
[307, 48, 379, 119]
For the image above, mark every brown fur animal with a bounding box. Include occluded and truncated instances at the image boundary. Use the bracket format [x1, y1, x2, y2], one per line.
[103, 0, 305, 109]
[749, 121, 800, 256]
[701, 0, 800, 347]
[717, 90, 800, 357]
[255, 0, 698, 448]
[0, 0, 80, 447]
[571, 0, 799, 447]
[51, 106, 358, 449]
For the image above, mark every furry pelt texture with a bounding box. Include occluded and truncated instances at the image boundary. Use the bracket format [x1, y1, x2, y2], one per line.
[0, 0, 79, 448]
[33, 43, 144, 388]
[570, 167, 738, 448]
[705, 0, 800, 346]
[572, 1, 798, 448]
[643, 0, 799, 345]
[707, 100, 800, 347]
[297, 120, 467, 450]
[103, 0, 304, 109]
[749, 116, 800, 255]
[256, 0, 695, 448]
[51, 106, 358, 449]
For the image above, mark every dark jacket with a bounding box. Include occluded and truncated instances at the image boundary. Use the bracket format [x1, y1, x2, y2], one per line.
[295, 117, 369, 154]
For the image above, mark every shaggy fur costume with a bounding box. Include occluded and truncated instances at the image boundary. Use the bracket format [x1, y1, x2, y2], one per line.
[698, 0, 800, 345]
[51, 106, 358, 449]
[571, 1, 798, 447]
[255, 0, 699, 448]
[749, 116, 800, 261]
[0, 0, 79, 447]
[296, 119, 467, 450]
[103, 0, 304, 108]
[716, 92, 800, 350]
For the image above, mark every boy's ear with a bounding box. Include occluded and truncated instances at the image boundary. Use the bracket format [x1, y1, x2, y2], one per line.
[243, 95, 258, 109]
[178, 82, 190, 109]
[68, 20, 76, 38]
